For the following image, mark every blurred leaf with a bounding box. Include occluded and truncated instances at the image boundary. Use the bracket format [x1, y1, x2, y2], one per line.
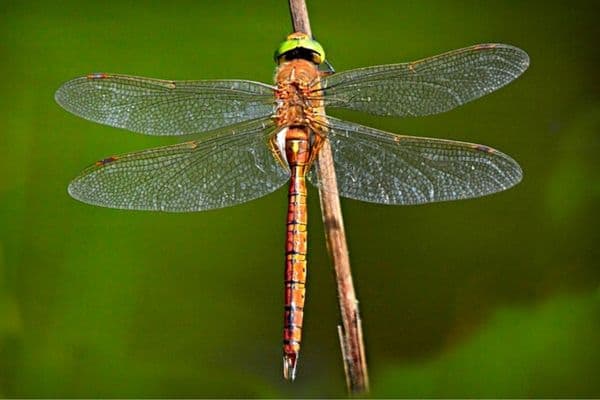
[374, 291, 600, 398]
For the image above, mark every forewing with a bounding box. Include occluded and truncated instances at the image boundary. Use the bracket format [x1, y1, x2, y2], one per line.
[55, 74, 275, 135]
[68, 118, 290, 211]
[308, 117, 522, 205]
[322, 44, 529, 117]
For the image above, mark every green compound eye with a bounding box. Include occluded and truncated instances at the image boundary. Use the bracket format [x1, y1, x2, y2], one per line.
[274, 32, 326, 65]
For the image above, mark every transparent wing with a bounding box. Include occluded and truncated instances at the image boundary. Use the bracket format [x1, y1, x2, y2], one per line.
[308, 117, 522, 205]
[55, 74, 275, 135]
[68, 118, 290, 212]
[322, 44, 529, 117]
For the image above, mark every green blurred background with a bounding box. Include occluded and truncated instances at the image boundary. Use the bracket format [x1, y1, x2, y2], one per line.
[1, 0, 598, 397]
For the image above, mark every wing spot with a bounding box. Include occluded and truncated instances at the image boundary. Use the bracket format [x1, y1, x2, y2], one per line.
[87, 73, 109, 80]
[474, 43, 498, 50]
[95, 156, 119, 166]
[472, 144, 495, 153]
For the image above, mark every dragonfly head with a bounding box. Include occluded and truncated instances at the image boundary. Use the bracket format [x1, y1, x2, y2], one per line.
[274, 32, 325, 65]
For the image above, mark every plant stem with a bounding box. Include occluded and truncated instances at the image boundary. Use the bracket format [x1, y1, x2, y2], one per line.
[287, 0, 370, 394]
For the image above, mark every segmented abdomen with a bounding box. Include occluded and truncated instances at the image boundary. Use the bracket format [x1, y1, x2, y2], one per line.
[282, 127, 310, 380]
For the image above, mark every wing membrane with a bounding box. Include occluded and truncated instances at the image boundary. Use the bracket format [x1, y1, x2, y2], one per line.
[309, 117, 522, 205]
[322, 44, 529, 117]
[68, 118, 290, 211]
[55, 74, 275, 135]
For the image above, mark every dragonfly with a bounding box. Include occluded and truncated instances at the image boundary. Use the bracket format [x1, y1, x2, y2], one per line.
[55, 32, 529, 381]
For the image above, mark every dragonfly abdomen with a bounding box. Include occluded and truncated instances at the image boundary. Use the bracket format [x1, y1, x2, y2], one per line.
[282, 127, 311, 381]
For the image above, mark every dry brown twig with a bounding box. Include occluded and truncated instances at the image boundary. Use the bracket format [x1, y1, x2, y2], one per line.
[287, 0, 370, 394]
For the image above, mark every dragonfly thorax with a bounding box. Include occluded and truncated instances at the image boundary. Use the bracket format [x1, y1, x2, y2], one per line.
[272, 58, 328, 170]
[274, 59, 324, 128]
